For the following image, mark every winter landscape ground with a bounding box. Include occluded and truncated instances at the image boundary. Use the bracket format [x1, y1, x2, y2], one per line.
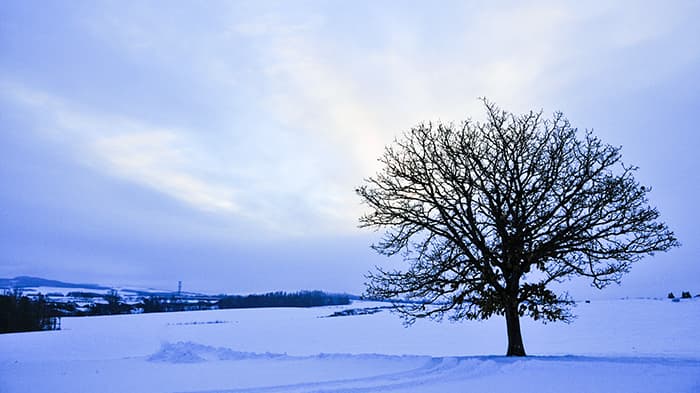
[1, 298, 699, 393]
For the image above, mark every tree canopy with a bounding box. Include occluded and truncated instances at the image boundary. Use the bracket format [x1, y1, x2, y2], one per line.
[356, 99, 679, 356]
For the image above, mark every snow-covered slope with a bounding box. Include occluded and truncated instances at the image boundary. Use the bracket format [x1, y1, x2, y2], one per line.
[1, 299, 698, 392]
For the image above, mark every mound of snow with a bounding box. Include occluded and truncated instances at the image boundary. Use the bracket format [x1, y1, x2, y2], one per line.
[148, 341, 288, 363]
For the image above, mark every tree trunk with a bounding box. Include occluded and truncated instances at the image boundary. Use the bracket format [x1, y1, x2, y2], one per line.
[505, 301, 526, 356]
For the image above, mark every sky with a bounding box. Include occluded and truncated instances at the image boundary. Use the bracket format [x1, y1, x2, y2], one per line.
[1, 1, 699, 298]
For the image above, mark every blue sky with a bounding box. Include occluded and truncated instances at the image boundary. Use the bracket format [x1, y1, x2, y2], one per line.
[1, 1, 699, 297]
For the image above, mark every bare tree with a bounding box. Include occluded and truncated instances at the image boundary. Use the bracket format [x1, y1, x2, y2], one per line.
[356, 99, 679, 356]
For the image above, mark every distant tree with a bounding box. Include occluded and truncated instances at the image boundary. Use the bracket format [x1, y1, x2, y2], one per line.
[681, 291, 692, 299]
[668, 292, 676, 299]
[141, 296, 167, 313]
[357, 99, 679, 356]
[104, 290, 122, 314]
[90, 290, 132, 315]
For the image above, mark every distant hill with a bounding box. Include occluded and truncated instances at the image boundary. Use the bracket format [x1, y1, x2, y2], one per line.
[0, 276, 178, 297]
[0, 276, 110, 291]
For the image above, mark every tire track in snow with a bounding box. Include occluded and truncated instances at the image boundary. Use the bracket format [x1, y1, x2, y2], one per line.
[176, 356, 499, 393]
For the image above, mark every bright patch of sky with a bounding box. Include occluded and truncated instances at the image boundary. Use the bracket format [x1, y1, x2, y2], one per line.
[1, 1, 699, 296]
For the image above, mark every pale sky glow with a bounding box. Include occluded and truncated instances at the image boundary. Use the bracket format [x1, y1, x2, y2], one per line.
[1, 1, 699, 296]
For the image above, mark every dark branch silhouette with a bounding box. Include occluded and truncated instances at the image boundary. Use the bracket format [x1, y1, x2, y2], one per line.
[356, 99, 679, 356]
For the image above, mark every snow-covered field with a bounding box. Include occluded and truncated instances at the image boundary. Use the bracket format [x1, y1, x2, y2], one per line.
[1, 299, 699, 392]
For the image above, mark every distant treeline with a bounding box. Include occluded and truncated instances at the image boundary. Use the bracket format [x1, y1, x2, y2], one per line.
[217, 291, 351, 309]
[142, 291, 351, 313]
[1, 290, 351, 333]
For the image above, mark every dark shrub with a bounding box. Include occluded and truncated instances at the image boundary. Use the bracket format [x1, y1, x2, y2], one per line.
[0, 292, 60, 333]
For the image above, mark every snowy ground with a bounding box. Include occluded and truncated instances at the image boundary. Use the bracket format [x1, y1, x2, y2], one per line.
[1, 299, 699, 392]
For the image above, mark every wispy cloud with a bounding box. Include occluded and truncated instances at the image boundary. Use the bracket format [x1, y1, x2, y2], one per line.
[4, 84, 239, 215]
[2, 82, 367, 236]
[92, 132, 239, 213]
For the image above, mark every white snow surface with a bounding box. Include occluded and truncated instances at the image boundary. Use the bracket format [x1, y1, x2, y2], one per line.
[1, 299, 699, 392]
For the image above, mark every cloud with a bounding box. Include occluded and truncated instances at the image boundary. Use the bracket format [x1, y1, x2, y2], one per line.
[3, 1, 698, 239]
[92, 132, 239, 213]
[1, 82, 368, 236]
[3, 83, 240, 215]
